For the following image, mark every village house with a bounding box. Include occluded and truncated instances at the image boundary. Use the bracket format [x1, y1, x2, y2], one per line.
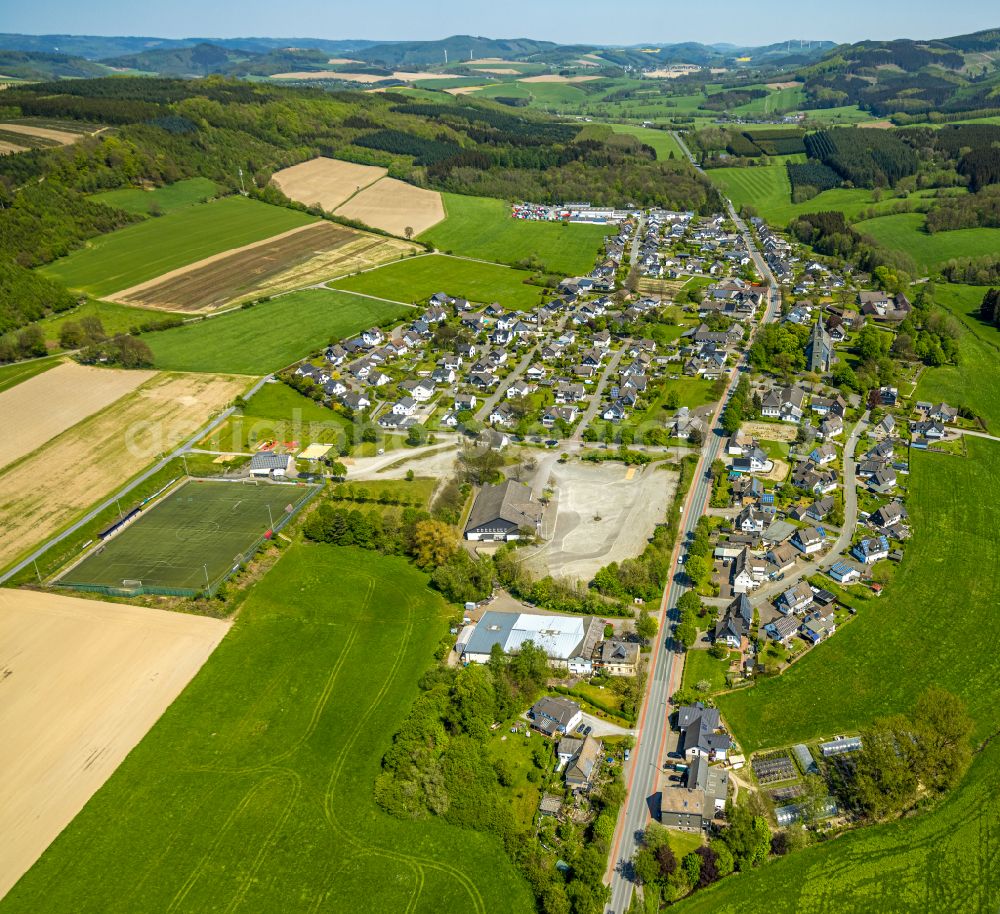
[791, 526, 825, 555]
[776, 580, 815, 615]
[592, 640, 640, 676]
[852, 535, 890, 564]
[715, 594, 753, 649]
[677, 703, 731, 761]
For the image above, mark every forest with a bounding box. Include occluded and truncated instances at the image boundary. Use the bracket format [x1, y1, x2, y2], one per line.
[803, 128, 918, 188]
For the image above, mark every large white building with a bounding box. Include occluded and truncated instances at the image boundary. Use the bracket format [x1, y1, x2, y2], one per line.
[458, 610, 603, 673]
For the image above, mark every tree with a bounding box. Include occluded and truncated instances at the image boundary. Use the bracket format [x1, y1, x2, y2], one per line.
[404, 226, 414, 240]
[850, 715, 919, 819]
[636, 610, 658, 643]
[632, 846, 661, 886]
[412, 519, 455, 569]
[723, 802, 771, 870]
[326, 459, 347, 480]
[909, 686, 973, 793]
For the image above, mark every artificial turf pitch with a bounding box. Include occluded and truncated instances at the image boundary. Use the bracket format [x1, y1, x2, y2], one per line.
[60, 479, 317, 591]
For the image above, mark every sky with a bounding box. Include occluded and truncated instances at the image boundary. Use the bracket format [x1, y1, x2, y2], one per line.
[5, 0, 998, 47]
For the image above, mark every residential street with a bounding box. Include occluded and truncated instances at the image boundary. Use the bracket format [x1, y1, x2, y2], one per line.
[473, 344, 539, 422]
[748, 412, 868, 605]
[571, 345, 627, 441]
[603, 220, 781, 914]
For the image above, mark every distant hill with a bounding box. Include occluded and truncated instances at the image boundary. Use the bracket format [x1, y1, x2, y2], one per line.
[0, 33, 381, 60]
[0, 50, 111, 80]
[797, 27, 1000, 118]
[354, 35, 560, 68]
[100, 43, 253, 77]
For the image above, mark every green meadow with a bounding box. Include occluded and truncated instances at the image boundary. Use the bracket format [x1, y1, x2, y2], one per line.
[39, 197, 317, 297]
[916, 284, 1000, 431]
[608, 123, 685, 160]
[420, 193, 612, 276]
[330, 253, 545, 309]
[1, 545, 533, 914]
[854, 212, 1000, 273]
[90, 178, 221, 216]
[147, 289, 410, 374]
[39, 299, 166, 343]
[682, 436, 1000, 912]
[707, 163, 877, 225]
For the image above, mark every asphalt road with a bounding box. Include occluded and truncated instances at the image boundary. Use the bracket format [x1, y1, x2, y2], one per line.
[603, 221, 781, 912]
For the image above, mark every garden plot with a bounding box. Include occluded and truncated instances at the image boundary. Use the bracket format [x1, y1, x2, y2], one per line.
[522, 459, 677, 584]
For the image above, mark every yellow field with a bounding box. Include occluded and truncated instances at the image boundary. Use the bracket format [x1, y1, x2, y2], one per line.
[334, 176, 445, 235]
[0, 362, 155, 470]
[0, 588, 228, 898]
[0, 372, 249, 570]
[0, 122, 82, 144]
[271, 157, 387, 211]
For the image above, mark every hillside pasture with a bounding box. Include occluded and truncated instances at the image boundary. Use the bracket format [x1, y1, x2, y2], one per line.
[38, 299, 172, 344]
[0, 545, 534, 914]
[39, 197, 318, 298]
[717, 438, 1000, 754]
[330, 253, 544, 309]
[334, 176, 445, 236]
[853, 212, 1000, 272]
[916, 284, 1000, 431]
[146, 289, 412, 374]
[108, 221, 418, 312]
[0, 589, 228, 900]
[0, 372, 248, 572]
[420, 193, 611, 275]
[0, 362, 154, 470]
[607, 124, 685, 160]
[707, 164, 877, 225]
[270, 157, 386, 211]
[90, 178, 220, 216]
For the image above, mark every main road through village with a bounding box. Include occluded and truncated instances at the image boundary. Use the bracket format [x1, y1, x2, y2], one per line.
[603, 165, 781, 912]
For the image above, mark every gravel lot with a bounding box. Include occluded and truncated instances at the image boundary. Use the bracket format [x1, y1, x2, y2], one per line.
[522, 459, 677, 585]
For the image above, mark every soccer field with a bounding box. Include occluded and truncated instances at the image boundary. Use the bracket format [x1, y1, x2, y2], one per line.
[60, 479, 319, 593]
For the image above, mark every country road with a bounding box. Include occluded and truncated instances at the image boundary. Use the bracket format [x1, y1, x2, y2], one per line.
[603, 204, 781, 912]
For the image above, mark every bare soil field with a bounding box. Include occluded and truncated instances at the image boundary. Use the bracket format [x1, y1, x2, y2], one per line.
[271, 157, 386, 211]
[0, 588, 228, 899]
[0, 362, 155, 470]
[326, 57, 359, 64]
[766, 81, 800, 90]
[446, 86, 487, 96]
[518, 74, 600, 84]
[0, 139, 26, 154]
[476, 67, 520, 75]
[760, 458, 790, 483]
[334, 177, 445, 236]
[0, 122, 81, 144]
[740, 420, 798, 442]
[521, 459, 677, 584]
[0, 372, 248, 571]
[109, 221, 415, 312]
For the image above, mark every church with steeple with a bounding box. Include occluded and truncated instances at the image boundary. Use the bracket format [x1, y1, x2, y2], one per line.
[806, 318, 834, 373]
